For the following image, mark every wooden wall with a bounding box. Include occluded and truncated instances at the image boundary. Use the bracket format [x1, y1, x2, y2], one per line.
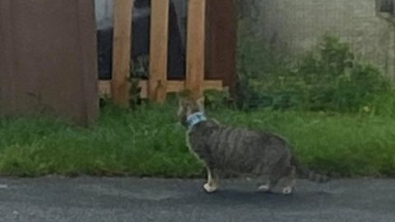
[205, 0, 238, 95]
[0, 0, 99, 125]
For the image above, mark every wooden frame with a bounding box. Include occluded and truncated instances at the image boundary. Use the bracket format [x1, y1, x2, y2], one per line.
[99, 80, 223, 99]
[148, 0, 169, 103]
[101, 0, 223, 104]
[111, 0, 134, 106]
[185, 0, 206, 99]
[378, 0, 395, 13]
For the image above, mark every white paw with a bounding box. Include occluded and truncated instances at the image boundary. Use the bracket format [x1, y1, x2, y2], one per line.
[203, 183, 218, 193]
[282, 186, 293, 195]
[258, 184, 270, 191]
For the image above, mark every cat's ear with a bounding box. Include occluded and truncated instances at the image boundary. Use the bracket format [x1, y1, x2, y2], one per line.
[196, 96, 205, 112]
[178, 90, 192, 106]
[178, 97, 186, 109]
[178, 89, 192, 99]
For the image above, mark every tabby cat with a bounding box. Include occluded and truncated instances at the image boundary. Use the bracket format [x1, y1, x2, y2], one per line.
[178, 96, 329, 194]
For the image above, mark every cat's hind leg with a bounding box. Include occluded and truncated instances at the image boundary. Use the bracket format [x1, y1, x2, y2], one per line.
[265, 166, 295, 195]
[203, 168, 220, 193]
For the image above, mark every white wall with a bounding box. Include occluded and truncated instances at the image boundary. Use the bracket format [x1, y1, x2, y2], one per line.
[95, 0, 113, 30]
[255, 0, 395, 78]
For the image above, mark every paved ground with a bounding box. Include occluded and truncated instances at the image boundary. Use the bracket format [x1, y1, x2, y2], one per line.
[0, 177, 394, 222]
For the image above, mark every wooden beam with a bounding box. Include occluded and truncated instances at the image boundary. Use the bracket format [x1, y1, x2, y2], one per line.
[186, 0, 206, 99]
[166, 80, 185, 93]
[98, 80, 112, 97]
[206, 0, 238, 97]
[165, 80, 223, 92]
[111, 0, 134, 107]
[149, 0, 170, 103]
[99, 80, 223, 99]
[203, 80, 224, 91]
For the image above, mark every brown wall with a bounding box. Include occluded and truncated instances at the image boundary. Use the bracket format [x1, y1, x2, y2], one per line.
[0, 0, 99, 125]
[205, 0, 238, 95]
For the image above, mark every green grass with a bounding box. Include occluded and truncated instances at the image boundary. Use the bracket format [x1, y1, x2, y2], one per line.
[0, 103, 394, 178]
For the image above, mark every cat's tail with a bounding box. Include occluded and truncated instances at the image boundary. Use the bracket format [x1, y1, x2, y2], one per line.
[291, 156, 330, 183]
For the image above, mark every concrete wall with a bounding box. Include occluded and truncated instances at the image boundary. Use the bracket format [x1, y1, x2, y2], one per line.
[255, 0, 395, 78]
[95, 0, 113, 29]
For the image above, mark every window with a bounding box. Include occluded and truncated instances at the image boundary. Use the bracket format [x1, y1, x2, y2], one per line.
[378, 0, 395, 14]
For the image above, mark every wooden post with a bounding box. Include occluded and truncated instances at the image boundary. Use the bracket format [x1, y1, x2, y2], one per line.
[111, 0, 134, 107]
[206, 0, 238, 97]
[186, 0, 206, 99]
[149, 0, 170, 103]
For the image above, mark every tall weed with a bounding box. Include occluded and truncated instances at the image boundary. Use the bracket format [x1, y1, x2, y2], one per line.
[237, 26, 392, 113]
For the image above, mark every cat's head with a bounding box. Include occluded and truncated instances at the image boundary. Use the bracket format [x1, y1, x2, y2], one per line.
[177, 96, 205, 127]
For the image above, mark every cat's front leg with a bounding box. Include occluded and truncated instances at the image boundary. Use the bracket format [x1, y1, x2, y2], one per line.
[257, 179, 271, 192]
[203, 168, 220, 193]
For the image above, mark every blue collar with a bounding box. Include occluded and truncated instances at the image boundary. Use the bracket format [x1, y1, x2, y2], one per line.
[186, 112, 207, 130]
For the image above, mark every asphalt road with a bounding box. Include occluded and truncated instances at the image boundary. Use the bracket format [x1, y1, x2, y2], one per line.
[0, 177, 394, 222]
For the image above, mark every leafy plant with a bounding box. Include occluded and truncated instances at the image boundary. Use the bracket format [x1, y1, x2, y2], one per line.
[236, 20, 291, 110]
[294, 36, 390, 112]
[204, 88, 233, 110]
[128, 55, 150, 107]
[236, 33, 392, 113]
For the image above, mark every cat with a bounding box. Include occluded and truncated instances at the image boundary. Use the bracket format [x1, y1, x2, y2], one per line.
[177, 96, 329, 194]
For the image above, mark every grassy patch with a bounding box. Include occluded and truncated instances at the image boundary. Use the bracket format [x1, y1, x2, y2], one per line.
[0, 104, 202, 177]
[0, 103, 394, 178]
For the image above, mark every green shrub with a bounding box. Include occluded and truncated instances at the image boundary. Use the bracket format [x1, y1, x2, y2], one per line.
[294, 36, 390, 112]
[236, 20, 292, 110]
[236, 29, 392, 113]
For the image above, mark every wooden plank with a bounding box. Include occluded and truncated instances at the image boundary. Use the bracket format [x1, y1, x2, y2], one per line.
[99, 80, 223, 99]
[111, 0, 134, 107]
[167, 80, 185, 92]
[186, 0, 206, 99]
[206, 0, 238, 97]
[149, 0, 170, 103]
[203, 80, 223, 91]
[77, 0, 100, 124]
[99, 80, 147, 98]
[0, 0, 99, 125]
[98, 80, 112, 97]
[139, 80, 148, 99]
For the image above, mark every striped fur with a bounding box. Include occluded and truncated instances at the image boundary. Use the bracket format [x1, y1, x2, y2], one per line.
[178, 97, 329, 194]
